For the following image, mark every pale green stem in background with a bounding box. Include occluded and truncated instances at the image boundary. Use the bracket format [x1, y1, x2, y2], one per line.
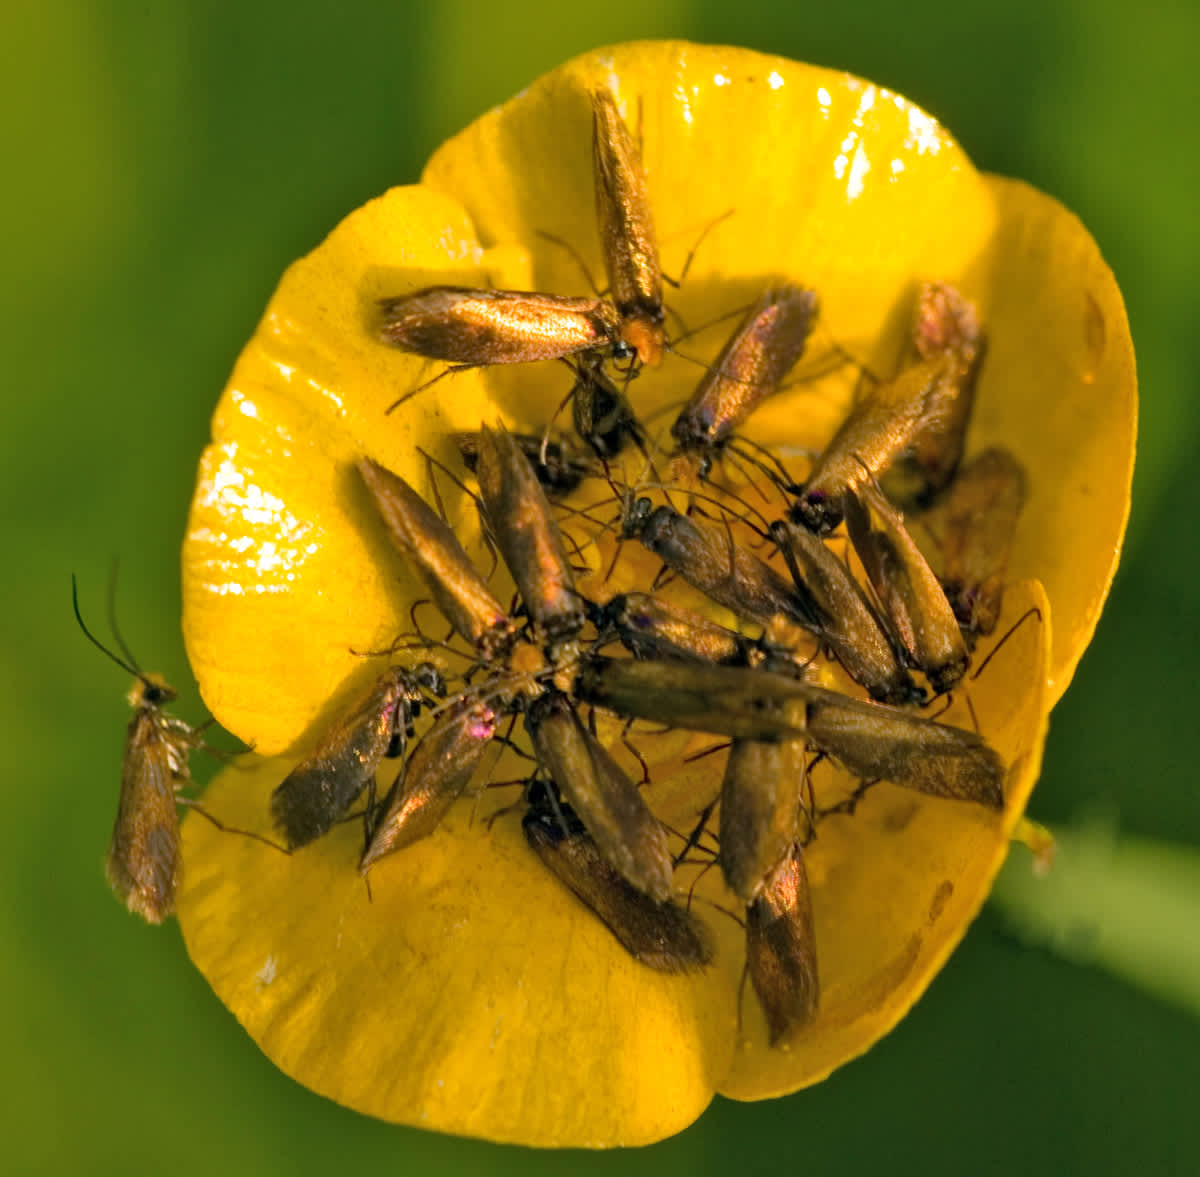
[991, 814, 1200, 1019]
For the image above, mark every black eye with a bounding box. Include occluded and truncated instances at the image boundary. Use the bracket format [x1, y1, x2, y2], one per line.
[611, 340, 636, 362]
[416, 662, 446, 696]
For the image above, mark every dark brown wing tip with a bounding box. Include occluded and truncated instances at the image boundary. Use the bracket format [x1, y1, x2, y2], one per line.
[268, 782, 321, 852]
[634, 911, 716, 975]
[764, 991, 819, 1047]
[967, 745, 1007, 810]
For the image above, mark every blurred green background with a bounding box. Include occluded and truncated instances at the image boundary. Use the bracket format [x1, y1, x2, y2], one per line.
[6, 2, 1197, 1173]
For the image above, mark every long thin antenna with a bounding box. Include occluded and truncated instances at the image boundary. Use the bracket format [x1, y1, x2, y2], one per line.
[969, 606, 1043, 682]
[105, 556, 143, 672]
[72, 573, 142, 679]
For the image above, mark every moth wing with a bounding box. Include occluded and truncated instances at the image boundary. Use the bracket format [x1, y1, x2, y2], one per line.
[106, 712, 184, 924]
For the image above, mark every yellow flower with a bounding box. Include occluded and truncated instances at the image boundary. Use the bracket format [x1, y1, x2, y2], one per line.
[178, 42, 1135, 1147]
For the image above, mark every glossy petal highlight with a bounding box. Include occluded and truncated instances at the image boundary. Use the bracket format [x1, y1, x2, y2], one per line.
[178, 41, 1134, 1147]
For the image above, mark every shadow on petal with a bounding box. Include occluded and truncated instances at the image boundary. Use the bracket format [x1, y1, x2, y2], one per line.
[176, 40, 1133, 1143]
[180, 745, 736, 1148]
[719, 579, 1050, 1098]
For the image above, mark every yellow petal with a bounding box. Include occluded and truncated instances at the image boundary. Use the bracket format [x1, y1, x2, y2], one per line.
[422, 41, 1131, 703]
[184, 44, 1132, 743]
[180, 745, 735, 1147]
[718, 579, 1050, 1097]
[177, 40, 1133, 1144]
[422, 42, 998, 446]
[183, 185, 528, 755]
[966, 178, 1135, 703]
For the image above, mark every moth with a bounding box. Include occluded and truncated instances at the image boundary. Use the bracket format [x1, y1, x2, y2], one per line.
[523, 779, 713, 974]
[74, 576, 204, 924]
[746, 844, 820, 1044]
[472, 425, 588, 644]
[270, 663, 444, 850]
[525, 690, 673, 901]
[359, 694, 498, 873]
[358, 456, 516, 660]
[671, 285, 817, 465]
[575, 658, 1004, 808]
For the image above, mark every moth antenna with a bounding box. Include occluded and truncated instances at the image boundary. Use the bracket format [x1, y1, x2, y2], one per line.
[386, 361, 479, 413]
[103, 556, 145, 673]
[678, 478, 774, 537]
[684, 858, 721, 914]
[721, 439, 799, 504]
[970, 606, 1043, 682]
[665, 208, 734, 289]
[673, 797, 719, 869]
[716, 447, 775, 505]
[72, 574, 142, 680]
[418, 446, 477, 506]
[964, 689, 982, 736]
[536, 230, 603, 297]
[483, 780, 533, 831]
[732, 435, 801, 493]
[691, 892, 745, 929]
[470, 723, 520, 828]
[668, 296, 757, 350]
[663, 301, 692, 340]
[547, 359, 588, 441]
[662, 814, 720, 861]
[775, 336, 861, 393]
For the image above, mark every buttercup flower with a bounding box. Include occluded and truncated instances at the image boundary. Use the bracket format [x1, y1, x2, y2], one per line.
[178, 42, 1135, 1147]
